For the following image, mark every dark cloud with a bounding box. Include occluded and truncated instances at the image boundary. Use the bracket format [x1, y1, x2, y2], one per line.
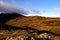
[0, 1, 27, 15]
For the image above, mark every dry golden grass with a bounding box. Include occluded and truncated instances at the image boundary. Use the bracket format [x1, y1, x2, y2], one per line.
[5, 16, 60, 35]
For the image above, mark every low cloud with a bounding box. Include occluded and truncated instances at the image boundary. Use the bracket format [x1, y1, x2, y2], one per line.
[0, 1, 27, 15]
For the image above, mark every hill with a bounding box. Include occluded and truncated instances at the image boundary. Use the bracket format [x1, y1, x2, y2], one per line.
[5, 16, 60, 35]
[0, 13, 24, 23]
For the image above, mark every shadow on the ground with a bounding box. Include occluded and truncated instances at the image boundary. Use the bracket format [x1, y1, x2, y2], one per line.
[0, 24, 60, 36]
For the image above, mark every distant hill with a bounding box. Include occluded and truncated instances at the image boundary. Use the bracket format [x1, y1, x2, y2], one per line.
[5, 16, 60, 35]
[0, 13, 24, 23]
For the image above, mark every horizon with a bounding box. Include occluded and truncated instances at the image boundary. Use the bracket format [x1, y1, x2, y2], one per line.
[0, 0, 60, 17]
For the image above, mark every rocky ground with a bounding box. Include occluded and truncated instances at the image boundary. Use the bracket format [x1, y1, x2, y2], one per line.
[0, 30, 60, 40]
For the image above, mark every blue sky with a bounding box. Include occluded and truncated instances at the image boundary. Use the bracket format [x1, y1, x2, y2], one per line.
[0, 0, 60, 17]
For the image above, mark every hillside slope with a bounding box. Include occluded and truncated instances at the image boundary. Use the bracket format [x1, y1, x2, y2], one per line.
[5, 16, 60, 35]
[0, 13, 24, 23]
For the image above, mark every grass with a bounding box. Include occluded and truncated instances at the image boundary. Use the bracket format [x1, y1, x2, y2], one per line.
[5, 16, 60, 35]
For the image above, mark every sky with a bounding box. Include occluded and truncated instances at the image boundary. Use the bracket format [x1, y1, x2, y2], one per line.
[0, 0, 60, 17]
